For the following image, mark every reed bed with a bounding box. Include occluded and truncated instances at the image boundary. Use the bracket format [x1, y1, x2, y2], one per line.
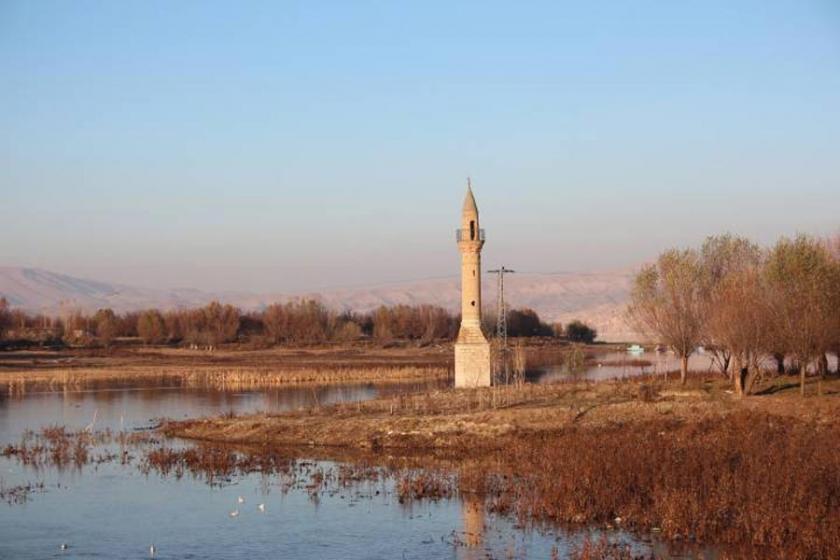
[1, 426, 156, 469]
[395, 469, 457, 502]
[0, 480, 45, 505]
[2, 368, 183, 396]
[1, 364, 449, 395]
[477, 411, 840, 560]
[569, 535, 651, 560]
[182, 365, 449, 390]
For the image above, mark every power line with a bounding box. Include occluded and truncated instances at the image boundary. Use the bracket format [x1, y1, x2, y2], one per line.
[487, 266, 515, 384]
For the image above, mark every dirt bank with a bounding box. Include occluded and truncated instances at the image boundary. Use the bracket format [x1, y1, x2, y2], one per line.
[162, 374, 840, 450]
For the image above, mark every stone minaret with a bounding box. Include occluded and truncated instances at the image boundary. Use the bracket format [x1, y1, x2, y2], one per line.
[454, 181, 492, 387]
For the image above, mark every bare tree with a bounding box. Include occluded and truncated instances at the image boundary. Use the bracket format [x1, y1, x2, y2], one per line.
[93, 308, 118, 349]
[825, 233, 840, 373]
[0, 297, 9, 341]
[764, 235, 839, 396]
[288, 299, 330, 343]
[60, 309, 84, 343]
[159, 310, 181, 343]
[137, 309, 166, 345]
[372, 306, 394, 343]
[331, 320, 362, 343]
[262, 300, 333, 345]
[706, 267, 770, 396]
[201, 301, 240, 347]
[628, 249, 706, 384]
[699, 234, 763, 378]
[262, 303, 289, 344]
[419, 305, 452, 343]
[512, 341, 528, 386]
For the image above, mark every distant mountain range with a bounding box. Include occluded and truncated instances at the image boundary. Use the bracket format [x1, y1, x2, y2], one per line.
[0, 266, 638, 341]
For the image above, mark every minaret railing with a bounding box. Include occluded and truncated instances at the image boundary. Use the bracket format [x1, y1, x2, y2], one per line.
[455, 228, 486, 242]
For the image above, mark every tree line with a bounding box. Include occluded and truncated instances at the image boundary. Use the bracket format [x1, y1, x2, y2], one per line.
[0, 297, 596, 349]
[628, 233, 840, 395]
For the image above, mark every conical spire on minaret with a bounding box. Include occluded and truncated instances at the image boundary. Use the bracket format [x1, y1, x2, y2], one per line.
[462, 177, 479, 217]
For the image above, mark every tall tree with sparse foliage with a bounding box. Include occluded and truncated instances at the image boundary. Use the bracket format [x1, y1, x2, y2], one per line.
[628, 249, 706, 384]
[0, 297, 9, 340]
[94, 308, 118, 349]
[699, 234, 763, 378]
[706, 266, 770, 396]
[765, 235, 840, 395]
[201, 301, 241, 347]
[137, 309, 166, 345]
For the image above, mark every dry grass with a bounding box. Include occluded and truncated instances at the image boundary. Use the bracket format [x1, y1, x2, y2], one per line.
[0, 344, 455, 393]
[570, 535, 651, 560]
[1, 426, 154, 469]
[165, 373, 840, 447]
[1, 364, 449, 395]
[480, 411, 840, 559]
[182, 365, 448, 389]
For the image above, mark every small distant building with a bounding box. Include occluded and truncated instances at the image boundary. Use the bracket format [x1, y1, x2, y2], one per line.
[454, 182, 492, 387]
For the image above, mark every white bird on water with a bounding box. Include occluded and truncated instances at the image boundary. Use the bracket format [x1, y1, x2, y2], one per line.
[237, 496, 245, 504]
[60, 543, 68, 550]
[149, 544, 156, 557]
[84, 409, 98, 433]
[258, 503, 265, 512]
[229, 509, 239, 517]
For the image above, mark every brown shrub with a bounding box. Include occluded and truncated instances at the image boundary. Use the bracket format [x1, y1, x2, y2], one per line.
[571, 535, 652, 560]
[480, 411, 840, 560]
[637, 383, 659, 402]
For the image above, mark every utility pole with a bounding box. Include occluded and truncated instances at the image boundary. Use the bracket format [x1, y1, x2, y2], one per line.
[488, 266, 515, 383]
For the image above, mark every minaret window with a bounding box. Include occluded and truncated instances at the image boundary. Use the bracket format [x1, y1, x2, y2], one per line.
[469, 221, 475, 240]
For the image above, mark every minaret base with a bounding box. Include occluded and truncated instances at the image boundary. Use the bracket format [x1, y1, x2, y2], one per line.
[454, 341, 492, 388]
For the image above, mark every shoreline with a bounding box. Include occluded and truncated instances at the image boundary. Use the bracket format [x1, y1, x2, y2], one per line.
[161, 374, 840, 450]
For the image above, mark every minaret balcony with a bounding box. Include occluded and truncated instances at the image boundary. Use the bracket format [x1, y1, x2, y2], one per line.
[456, 228, 485, 242]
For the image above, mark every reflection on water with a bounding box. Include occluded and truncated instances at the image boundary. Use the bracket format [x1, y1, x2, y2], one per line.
[0, 379, 448, 441]
[530, 350, 718, 383]
[529, 350, 839, 384]
[461, 494, 484, 549]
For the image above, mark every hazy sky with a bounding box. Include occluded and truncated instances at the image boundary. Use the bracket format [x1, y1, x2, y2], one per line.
[2, 1, 838, 293]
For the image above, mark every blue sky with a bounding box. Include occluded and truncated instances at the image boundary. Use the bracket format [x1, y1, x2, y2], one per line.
[2, 1, 838, 292]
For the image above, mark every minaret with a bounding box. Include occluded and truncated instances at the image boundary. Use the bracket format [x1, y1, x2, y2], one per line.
[454, 180, 492, 387]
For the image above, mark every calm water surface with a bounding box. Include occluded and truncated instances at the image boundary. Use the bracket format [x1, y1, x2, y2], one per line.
[530, 350, 719, 383]
[0, 355, 725, 559]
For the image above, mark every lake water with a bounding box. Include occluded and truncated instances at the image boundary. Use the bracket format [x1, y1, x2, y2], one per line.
[0, 353, 735, 559]
[528, 349, 838, 384]
[529, 350, 719, 383]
